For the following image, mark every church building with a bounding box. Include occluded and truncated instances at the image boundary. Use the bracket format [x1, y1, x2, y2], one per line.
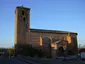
[14, 6, 78, 58]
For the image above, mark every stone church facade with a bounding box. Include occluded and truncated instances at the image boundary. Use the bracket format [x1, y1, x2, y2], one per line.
[14, 6, 78, 58]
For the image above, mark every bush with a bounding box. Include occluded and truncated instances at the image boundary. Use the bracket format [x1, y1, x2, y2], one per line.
[15, 44, 44, 57]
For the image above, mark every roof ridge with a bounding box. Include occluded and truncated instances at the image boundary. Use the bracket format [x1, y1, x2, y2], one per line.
[30, 28, 77, 34]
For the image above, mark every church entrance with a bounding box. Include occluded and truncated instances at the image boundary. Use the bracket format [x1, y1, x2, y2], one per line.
[55, 40, 68, 57]
[57, 47, 64, 56]
[42, 37, 52, 58]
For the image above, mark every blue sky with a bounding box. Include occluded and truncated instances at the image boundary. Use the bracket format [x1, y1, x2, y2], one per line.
[0, 0, 85, 48]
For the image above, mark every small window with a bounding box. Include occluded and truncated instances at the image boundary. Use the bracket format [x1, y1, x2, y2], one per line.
[22, 10, 24, 15]
[23, 17, 25, 21]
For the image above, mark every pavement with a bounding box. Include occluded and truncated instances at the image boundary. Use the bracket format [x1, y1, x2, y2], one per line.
[17, 56, 39, 64]
[0, 56, 32, 64]
[0, 55, 85, 64]
[18, 55, 85, 64]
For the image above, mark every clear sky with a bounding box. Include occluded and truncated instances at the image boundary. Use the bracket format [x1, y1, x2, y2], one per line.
[0, 0, 85, 48]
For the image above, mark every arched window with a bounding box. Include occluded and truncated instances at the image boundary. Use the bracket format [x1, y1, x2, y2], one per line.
[22, 10, 24, 15]
[23, 17, 25, 21]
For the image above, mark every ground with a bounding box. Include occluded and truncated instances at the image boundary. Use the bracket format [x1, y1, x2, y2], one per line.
[19, 56, 85, 64]
[0, 55, 85, 64]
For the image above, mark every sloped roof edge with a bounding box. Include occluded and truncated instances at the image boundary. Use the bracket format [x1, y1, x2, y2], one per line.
[30, 28, 78, 35]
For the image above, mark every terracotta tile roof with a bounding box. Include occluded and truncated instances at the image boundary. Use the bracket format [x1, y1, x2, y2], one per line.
[30, 28, 77, 35]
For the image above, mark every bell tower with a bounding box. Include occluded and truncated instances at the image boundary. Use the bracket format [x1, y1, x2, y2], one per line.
[14, 6, 30, 45]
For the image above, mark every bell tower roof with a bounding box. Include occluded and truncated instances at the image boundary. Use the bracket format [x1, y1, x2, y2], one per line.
[16, 6, 30, 10]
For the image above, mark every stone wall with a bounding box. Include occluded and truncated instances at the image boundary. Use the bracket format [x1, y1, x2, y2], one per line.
[14, 6, 30, 44]
[28, 31, 78, 56]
